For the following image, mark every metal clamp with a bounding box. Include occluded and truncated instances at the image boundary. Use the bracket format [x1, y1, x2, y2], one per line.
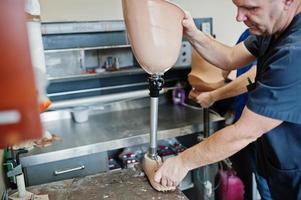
[54, 165, 85, 176]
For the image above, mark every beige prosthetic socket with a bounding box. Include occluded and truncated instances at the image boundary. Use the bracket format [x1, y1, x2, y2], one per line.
[188, 49, 225, 92]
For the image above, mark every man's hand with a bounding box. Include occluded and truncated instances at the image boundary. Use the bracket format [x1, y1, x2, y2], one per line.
[189, 89, 215, 108]
[182, 11, 199, 41]
[154, 155, 189, 187]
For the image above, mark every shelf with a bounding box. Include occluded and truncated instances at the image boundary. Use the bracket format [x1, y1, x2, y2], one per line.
[44, 44, 132, 53]
[48, 67, 145, 83]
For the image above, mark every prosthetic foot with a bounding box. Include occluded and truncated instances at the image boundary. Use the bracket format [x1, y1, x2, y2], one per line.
[143, 154, 176, 192]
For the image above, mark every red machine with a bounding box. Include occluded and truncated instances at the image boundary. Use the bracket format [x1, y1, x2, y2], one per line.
[0, 0, 42, 148]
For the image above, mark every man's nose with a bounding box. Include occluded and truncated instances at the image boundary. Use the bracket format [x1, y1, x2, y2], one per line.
[236, 8, 247, 22]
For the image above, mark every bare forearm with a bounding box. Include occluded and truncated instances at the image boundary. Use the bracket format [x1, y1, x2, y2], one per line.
[154, 107, 282, 186]
[179, 124, 256, 170]
[179, 105, 282, 171]
[211, 66, 256, 101]
[188, 31, 255, 71]
[189, 32, 233, 70]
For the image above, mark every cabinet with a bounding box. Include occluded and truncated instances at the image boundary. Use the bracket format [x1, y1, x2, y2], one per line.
[23, 152, 108, 186]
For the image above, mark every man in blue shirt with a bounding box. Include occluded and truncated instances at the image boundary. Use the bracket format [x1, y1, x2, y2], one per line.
[154, 0, 301, 199]
[190, 29, 272, 199]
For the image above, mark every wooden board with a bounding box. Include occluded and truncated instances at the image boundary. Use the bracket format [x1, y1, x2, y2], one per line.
[28, 167, 188, 200]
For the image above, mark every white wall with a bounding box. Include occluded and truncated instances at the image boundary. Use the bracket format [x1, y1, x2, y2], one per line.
[174, 0, 247, 45]
[40, 0, 246, 45]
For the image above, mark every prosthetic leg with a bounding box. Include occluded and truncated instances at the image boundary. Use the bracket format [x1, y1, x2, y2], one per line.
[121, 0, 185, 192]
[142, 74, 176, 192]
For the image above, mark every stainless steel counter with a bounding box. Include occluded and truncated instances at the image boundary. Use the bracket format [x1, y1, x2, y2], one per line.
[20, 97, 224, 167]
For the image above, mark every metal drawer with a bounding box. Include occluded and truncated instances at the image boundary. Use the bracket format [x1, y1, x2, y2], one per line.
[23, 152, 108, 186]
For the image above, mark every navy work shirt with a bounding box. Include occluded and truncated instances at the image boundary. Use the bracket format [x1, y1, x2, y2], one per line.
[244, 13, 301, 199]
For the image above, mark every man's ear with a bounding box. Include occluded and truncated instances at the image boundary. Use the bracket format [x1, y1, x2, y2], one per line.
[283, 0, 294, 10]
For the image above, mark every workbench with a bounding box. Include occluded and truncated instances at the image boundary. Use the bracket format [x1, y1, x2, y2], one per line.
[21, 97, 223, 166]
[27, 167, 188, 200]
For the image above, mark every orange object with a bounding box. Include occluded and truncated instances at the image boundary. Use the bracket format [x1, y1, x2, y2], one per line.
[0, 0, 42, 148]
[39, 99, 52, 113]
[122, 0, 184, 75]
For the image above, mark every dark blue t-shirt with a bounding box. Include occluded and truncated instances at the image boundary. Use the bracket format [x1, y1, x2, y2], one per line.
[244, 13, 301, 172]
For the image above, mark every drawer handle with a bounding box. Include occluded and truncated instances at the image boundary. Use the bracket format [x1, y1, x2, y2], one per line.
[54, 165, 85, 176]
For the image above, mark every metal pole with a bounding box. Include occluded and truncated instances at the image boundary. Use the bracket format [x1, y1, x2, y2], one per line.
[203, 107, 212, 199]
[203, 108, 210, 137]
[149, 97, 159, 158]
[147, 74, 164, 160]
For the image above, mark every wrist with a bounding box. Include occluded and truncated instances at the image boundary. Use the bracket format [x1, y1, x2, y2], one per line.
[178, 151, 193, 171]
[208, 91, 217, 103]
[189, 30, 206, 46]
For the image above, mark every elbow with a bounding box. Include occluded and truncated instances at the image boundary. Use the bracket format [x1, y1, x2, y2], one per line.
[215, 58, 233, 71]
[218, 49, 233, 70]
[223, 53, 236, 71]
[249, 131, 264, 142]
[232, 123, 265, 143]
